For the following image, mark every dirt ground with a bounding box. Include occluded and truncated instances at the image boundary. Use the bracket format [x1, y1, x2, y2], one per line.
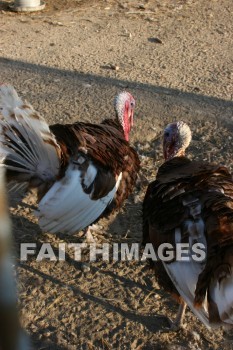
[0, 0, 233, 349]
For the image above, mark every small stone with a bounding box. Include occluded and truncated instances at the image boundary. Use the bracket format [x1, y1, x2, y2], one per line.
[138, 4, 146, 10]
[119, 3, 128, 9]
[146, 17, 154, 22]
[110, 64, 120, 71]
[82, 83, 92, 88]
[81, 262, 90, 273]
[191, 331, 200, 341]
[149, 37, 163, 44]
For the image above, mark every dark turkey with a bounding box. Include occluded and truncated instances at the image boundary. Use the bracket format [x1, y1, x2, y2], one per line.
[143, 121, 233, 330]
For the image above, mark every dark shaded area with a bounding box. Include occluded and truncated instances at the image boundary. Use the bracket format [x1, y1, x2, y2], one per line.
[0, 1, 10, 11]
[1, 57, 233, 108]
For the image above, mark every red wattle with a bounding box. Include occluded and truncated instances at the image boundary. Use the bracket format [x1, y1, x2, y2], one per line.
[123, 102, 130, 141]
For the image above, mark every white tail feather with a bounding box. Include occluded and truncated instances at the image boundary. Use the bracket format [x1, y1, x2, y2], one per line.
[0, 84, 61, 184]
[164, 228, 233, 329]
[210, 271, 233, 326]
[163, 227, 210, 328]
[0, 84, 22, 113]
[163, 261, 210, 328]
[36, 164, 120, 234]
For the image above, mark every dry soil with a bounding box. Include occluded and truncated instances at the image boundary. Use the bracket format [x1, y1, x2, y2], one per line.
[0, 0, 233, 349]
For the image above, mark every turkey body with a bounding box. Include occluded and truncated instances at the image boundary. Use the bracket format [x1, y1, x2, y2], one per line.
[143, 156, 233, 328]
[39, 119, 140, 233]
[0, 85, 140, 235]
[50, 119, 140, 209]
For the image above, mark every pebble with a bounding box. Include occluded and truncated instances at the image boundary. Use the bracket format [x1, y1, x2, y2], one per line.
[191, 331, 201, 341]
[119, 3, 128, 9]
[110, 64, 120, 71]
[150, 37, 163, 44]
[81, 262, 91, 273]
[138, 4, 146, 10]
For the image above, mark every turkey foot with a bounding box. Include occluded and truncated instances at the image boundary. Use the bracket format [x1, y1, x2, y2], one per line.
[161, 303, 187, 332]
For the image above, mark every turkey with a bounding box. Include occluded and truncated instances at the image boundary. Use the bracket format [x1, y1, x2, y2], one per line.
[143, 121, 233, 330]
[0, 168, 29, 350]
[0, 84, 140, 240]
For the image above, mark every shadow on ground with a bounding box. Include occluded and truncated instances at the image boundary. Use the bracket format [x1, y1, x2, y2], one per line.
[1, 57, 233, 137]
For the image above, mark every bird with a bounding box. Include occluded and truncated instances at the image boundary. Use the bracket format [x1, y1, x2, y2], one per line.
[0, 84, 140, 241]
[0, 168, 29, 350]
[143, 121, 233, 330]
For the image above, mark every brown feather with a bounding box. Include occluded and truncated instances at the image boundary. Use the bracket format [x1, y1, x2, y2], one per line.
[50, 118, 140, 212]
[143, 156, 233, 326]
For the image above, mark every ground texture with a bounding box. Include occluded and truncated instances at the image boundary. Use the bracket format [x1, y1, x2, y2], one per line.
[0, 0, 233, 349]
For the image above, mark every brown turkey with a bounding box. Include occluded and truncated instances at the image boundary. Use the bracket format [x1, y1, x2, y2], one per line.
[0, 84, 140, 240]
[143, 121, 233, 330]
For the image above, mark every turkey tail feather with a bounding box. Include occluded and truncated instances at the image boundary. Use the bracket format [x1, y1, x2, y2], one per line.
[0, 84, 61, 185]
[209, 248, 233, 327]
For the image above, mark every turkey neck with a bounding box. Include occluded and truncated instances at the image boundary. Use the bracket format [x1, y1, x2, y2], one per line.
[101, 118, 125, 137]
